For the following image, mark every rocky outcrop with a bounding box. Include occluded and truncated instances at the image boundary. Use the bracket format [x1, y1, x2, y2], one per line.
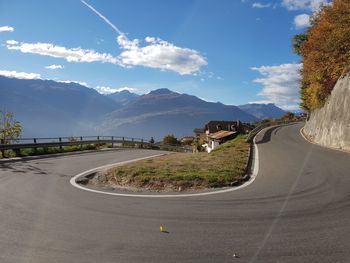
[303, 73, 350, 151]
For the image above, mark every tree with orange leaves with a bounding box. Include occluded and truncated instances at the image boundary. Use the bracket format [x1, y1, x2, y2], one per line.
[293, 0, 350, 111]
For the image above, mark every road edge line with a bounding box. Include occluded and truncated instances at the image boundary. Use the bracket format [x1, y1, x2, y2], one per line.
[70, 129, 266, 198]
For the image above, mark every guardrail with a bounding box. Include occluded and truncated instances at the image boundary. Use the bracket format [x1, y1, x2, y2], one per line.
[0, 135, 191, 158]
[246, 120, 301, 143]
[0, 136, 146, 150]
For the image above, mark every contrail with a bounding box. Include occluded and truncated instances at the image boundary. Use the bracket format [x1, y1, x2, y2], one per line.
[80, 0, 124, 35]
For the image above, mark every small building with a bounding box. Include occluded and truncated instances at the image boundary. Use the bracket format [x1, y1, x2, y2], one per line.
[206, 130, 238, 153]
[205, 120, 241, 134]
[194, 120, 254, 153]
[180, 136, 195, 145]
[193, 128, 206, 141]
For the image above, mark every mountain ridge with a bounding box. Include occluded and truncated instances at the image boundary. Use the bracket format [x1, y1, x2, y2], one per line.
[0, 76, 284, 139]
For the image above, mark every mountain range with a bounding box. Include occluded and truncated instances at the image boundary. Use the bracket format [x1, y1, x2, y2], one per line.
[0, 76, 285, 139]
[238, 103, 286, 120]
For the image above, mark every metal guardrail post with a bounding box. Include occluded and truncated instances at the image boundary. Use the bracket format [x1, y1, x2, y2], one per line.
[59, 137, 63, 151]
[141, 139, 143, 148]
[33, 138, 37, 154]
[122, 137, 125, 147]
[111, 136, 114, 148]
[80, 136, 83, 149]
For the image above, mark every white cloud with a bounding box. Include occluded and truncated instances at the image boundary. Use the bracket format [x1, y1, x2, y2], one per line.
[4, 2, 208, 77]
[294, 14, 310, 29]
[94, 86, 138, 94]
[282, 0, 330, 12]
[45, 64, 64, 70]
[252, 2, 272, 8]
[116, 35, 207, 75]
[0, 69, 91, 89]
[57, 80, 89, 87]
[6, 37, 207, 75]
[0, 69, 41, 79]
[81, 1, 207, 75]
[6, 40, 18, 45]
[200, 97, 217, 103]
[251, 63, 302, 110]
[6, 41, 120, 64]
[248, 100, 275, 104]
[0, 26, 14, 32]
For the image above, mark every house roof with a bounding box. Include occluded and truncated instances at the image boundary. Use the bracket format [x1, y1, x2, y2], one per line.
[205, 120, 241, 133]
[208, 130, 237, 140]
[194, 128, 205, 133]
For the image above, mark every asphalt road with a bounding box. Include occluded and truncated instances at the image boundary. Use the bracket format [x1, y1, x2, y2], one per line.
[1, 123, 350, 263]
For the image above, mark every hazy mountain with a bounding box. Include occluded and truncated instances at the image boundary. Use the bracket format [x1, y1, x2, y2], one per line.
[106, 90, 139, 106]
[238, 103, 285, 120]
[101, 88, 258, 139]
[1, 77, 260, 139]
[0, 76, 120, 136]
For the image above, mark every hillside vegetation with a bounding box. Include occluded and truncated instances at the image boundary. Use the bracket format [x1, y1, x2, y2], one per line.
[293, 0, 350, 111]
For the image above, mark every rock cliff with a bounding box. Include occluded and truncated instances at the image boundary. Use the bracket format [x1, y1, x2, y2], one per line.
[303, 73, 350, 151]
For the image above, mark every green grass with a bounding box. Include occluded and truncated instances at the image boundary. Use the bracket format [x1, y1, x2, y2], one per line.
[105, 135, 250, 191]
[0, 144, 98, 158]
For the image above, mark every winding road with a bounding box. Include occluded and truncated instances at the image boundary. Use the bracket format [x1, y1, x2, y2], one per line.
[1, 123, 350, 263]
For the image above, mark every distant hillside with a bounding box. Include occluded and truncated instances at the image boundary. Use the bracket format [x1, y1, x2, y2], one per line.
[106, 90, 139, 106]
[238, 103, 285, 120]
[1, 77, 260, 139]
[0, 76, 120, 136]
[101, 88, 258, 139]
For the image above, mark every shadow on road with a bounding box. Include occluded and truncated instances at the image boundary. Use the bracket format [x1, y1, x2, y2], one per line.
[0, 148, 125, 165]
[255, 126, 280, 144]
[0, 162, 48, 175]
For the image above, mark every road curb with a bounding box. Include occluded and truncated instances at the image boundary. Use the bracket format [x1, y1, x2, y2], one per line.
[300, 127, 350, 154]
[69, 128, 268, 198]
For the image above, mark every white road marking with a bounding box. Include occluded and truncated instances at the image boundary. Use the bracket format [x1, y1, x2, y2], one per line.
[70, 129, 266, 198]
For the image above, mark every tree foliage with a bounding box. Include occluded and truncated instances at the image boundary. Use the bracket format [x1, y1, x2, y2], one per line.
[294, 0, 350, 111]
[282, 112, 295, 121]
[292, 34, 308, 55]
[162, 134, 178, 145]
[0, 111, 22, 144]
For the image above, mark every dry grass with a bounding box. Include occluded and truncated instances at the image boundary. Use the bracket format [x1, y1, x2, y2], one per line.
[104, 135, 250, 191]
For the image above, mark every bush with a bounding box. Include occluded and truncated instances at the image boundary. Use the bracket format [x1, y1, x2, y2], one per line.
[162, 134, 178, 145]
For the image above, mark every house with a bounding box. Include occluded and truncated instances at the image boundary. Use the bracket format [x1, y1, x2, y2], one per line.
[205, 120, 242, 134]
[193, 128, 206, 141]
[180, 136, 195, 145]
[206, 130, 238, 153]
[195, 120, 254, 153]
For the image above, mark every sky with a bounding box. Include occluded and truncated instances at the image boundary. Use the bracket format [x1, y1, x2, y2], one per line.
[0, 0, 330, 110]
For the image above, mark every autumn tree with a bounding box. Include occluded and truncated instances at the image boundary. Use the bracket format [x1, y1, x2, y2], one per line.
[0, 111, 22, 157]
[293, 0, 350, 111]
[282, 112, 295, 122]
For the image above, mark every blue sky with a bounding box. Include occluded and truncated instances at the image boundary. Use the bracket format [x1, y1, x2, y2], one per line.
[0, 0, 330, 110]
